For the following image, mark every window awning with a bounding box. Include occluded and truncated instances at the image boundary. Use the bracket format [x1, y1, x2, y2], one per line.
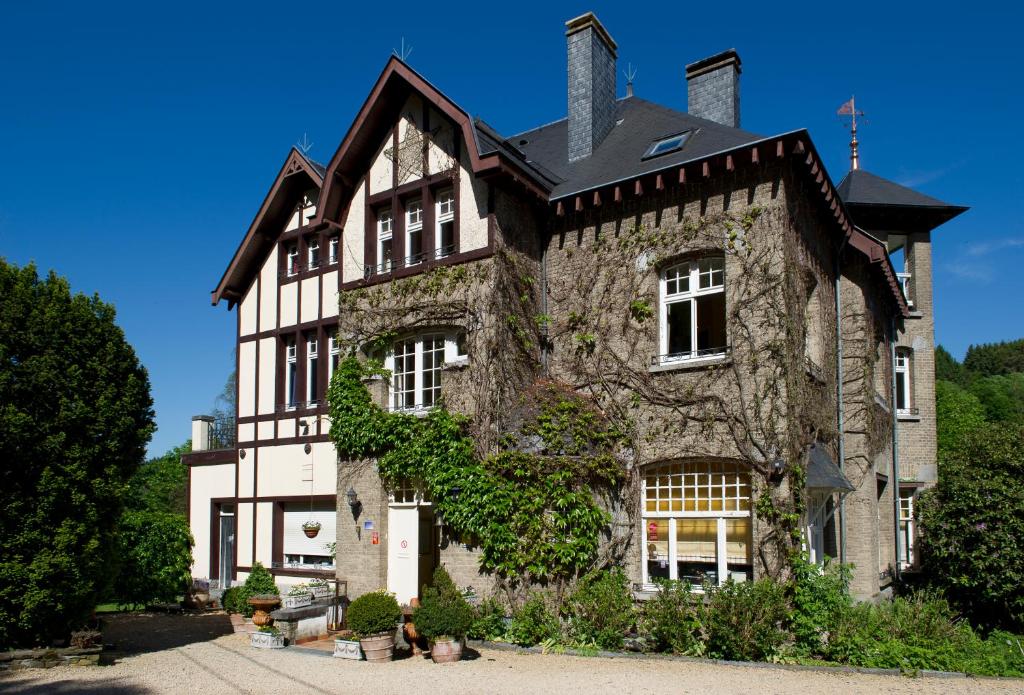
[806, 443, 855, 492]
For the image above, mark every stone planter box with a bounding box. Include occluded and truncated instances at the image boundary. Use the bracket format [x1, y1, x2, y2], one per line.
[251, 631, 285, 649]
[310, 585, 332, 600]
[282, 593, 313, 609]
[333, 639, 362, 660]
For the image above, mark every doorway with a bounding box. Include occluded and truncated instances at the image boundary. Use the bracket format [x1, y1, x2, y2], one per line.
[218, 504, 235, 588]
[386, 493, 437, 605]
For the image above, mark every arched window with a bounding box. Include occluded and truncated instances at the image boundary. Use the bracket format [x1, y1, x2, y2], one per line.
[642, 460, 753, 588]
[659, 258, 727, 364]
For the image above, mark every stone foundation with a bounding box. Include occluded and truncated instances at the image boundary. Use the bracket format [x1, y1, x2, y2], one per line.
[0, 646, 102, 670]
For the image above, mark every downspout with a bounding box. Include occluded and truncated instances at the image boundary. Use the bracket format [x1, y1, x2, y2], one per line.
[539, 214, 550, 376]
[835, 237, 849, 565]
[890, 315, 902, 584]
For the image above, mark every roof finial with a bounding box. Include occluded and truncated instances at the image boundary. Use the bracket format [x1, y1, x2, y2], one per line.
[837, 96, 865, 171]
[393, 37, 413, 62]
[296, 132, 314, 155]
[623, 63, 637, 98]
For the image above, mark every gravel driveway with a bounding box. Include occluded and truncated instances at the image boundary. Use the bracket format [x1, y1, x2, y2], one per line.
[0, 613, 1019, 695]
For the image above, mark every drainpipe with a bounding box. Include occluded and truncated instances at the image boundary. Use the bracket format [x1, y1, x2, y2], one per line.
[835, 239, 849, 565]
[539, 216, 550, 376]
[890, 316, 902, 584]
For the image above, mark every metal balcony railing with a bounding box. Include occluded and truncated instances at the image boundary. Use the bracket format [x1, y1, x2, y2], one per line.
[208, 417, 236, 451]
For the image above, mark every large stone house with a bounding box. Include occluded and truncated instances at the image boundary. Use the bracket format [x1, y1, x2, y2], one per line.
[184, 13, 964, 603]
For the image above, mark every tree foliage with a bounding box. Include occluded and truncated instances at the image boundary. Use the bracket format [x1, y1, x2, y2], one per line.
[934, 345, 967, 386]
[0, 260, 154, 647]
[963, 338, 1024, 378]
[125, 442, 190, 516]
[112, 510, 193, 608]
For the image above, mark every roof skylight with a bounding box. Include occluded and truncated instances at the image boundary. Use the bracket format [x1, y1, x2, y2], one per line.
[643, 131, 692, 160]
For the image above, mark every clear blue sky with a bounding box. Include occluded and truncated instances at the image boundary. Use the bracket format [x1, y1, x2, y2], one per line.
[2, 1, 1020, 457]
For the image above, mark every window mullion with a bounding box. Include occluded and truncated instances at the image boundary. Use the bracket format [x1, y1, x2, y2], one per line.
[415, 338, 423, 408]
[716, 517, 727, 586]
[668, 517, 678, 581]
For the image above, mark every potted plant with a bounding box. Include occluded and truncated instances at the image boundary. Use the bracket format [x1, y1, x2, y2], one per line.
[309, 577, 332, 600]
[247, 593, 281, 627]
[251, 624, 285, 649]
[302, 520, 322, 538]
[282, 584, 313, 609]
[413, 567, 475, 663]
[333, 629, 362, 660]
[347, 590, 402, 663]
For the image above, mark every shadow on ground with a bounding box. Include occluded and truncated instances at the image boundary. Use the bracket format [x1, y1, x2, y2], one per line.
[102, 611, 233, 657]
[0, 678, 149, 694]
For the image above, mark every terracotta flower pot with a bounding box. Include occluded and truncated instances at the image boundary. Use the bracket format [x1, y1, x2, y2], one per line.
[247, 595, 280, 627]
[430, 637, 463, 663]
[359, 633, 396, 663]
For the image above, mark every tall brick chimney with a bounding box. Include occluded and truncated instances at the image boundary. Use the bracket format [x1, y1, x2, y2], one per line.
[566, 12, 617, 162]
[686, 49, 741, 128]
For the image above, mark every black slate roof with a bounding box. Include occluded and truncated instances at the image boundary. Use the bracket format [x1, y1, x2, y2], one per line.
[296, 149, 327, 179]
[837, 169, 957, 209]
[494, 97, 765, 200]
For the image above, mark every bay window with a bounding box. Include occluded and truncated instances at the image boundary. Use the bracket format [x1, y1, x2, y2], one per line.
[660, 258, 727, 363]
[642, 460, 753, 588]
[435, 189, 455, 259]
[377, 210, 393, 273]
[406, 199, 424, 266]
[384, 332, 464, 412]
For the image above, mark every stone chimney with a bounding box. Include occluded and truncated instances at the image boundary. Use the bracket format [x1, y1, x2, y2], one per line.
[566, 12, 617, 162]
[685, 49, 742, 128]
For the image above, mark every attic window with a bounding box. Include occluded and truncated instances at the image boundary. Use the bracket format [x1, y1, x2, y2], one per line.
[643, 131, 691, 160]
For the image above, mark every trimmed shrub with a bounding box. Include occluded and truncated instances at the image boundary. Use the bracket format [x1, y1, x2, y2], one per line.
[507, 592, 561, 646]
[224, 562, 278, 618]
[347, 590, 402, 638]
[703, 579, 788, 661]
[638, 580, 705, 655]
[564, 568, 634, 649]
[413, 567, 475, 640]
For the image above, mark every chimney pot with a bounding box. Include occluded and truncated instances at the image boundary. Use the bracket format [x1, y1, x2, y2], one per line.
[685, 49, 742, 128]
[566, 12, 618, 162]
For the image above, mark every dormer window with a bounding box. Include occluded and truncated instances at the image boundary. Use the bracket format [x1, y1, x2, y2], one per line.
[406, 199, 423, 266]
[328, 236, 339, 265]
[377, 210, 393, 273]
[435, 189, 455, 259]
[307, 239, 320, 271]
[286, 245, 299, 277]
[642, 131, 691, 160]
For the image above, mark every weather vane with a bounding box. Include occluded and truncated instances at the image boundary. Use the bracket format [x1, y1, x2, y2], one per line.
[394, 37, 413, 62]
[623, 63, 637, 97]
[296, 133, 314, 155]
[837, 96, 866, 171]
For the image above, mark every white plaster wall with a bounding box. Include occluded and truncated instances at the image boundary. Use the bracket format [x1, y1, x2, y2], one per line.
[257, 337, 276, 415]
[259, 247, 278, 333]
[300, 277, 319, 324]
[369, 127, 396, 195]
[278, 417, 296, 439]
[238, 449, 255, 498]
[256, 442, 337, 497]
[279, 283, 297, 327]
[236, 503, 253, 567]
[240, 281, 258, 337]
[238, 422, 255, 443]
[459, 142, 489, 252]
[255, 502, 274, 567]
[341, 178, 366, 284]
[238, 341, 256, 418]
[321, 271, 338, 318]
[189, 463, 235, 578]
[257, 420, 275, 440]
[285, 208, 301, 232]
[397, 95, 423, 186]
[428, 117, 455, 175]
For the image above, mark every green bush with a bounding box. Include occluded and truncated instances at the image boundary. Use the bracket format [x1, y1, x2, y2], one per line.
[413, 567, 475, 640]
[223, 562, 279, 618]
[703, 579, 788, 661]
[220, 587, 240, 614]
[507, 592, 561, 646]
[112, 510, 194, 608]
[347, 590, 402, 638]
[638, 580, 704, 655]
[564, 568, 634, 649]
[468, 596, 508, 640]
[789, 558, 852, 656]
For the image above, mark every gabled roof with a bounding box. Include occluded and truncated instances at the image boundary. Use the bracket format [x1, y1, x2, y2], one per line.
[837, 169, 967, 232]
[211, 148, 324, 306]
[511, 97, 764, 199]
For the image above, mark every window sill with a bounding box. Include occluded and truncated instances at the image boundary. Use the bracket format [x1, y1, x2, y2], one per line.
[897, 411, 921, 422]
[442, 357, 469, 370]
[906, 310, 924, 319]
[649, 355, 730, 374]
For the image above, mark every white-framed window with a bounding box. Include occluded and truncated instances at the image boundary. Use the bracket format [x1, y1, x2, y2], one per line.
[895, 349, 911, 413]
[384, 333, 463, 412]
[377, 209, 393, 273]
[306, 335, 319, 407]
[659, 258, 727, 364]
[405, 199, 424, 266]
[285, 338, 298, 409]
[307, 239, 320, 271]
[328, 334, 341, 384]
[283, 502, 336, 569]
[388, 477, 432, 505]
[642, 460, 753, 588]
[286, 244, 299, 277]
[435, 189, 455, 259]
[898, 487, 915, 568]
[328, 236, 339, 265]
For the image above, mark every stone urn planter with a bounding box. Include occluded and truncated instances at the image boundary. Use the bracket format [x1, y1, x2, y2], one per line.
[247, 594, 281, 627]
[251, 629, 285, 649]
[429, 637, 463, 663]
[359, 633, 396, 663]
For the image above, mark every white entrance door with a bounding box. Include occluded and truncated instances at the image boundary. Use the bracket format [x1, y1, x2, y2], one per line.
[387, 505, 420, 605]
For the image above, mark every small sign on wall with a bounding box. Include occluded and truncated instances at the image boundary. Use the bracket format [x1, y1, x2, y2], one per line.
[371, 531, 380, 545]
[363, 520, 374, 530]
[647, 521, 659, 541]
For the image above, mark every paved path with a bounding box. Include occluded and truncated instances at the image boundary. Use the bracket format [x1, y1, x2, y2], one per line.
[0, 614, 1019, 694]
